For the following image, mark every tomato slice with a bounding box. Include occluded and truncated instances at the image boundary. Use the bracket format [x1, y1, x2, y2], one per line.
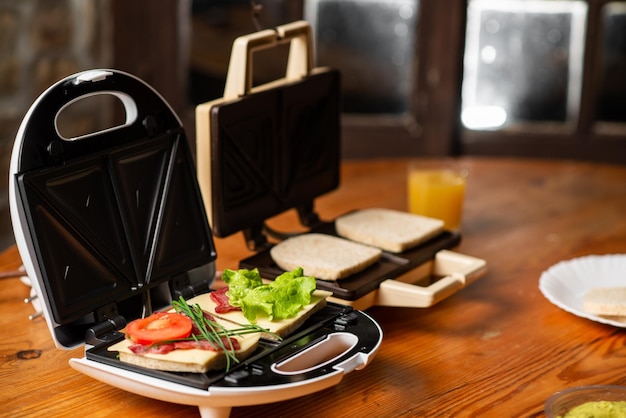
[125, 312, 192, 345]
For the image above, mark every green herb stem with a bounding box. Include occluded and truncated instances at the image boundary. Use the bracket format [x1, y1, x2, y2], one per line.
[170, 296, 279, 371]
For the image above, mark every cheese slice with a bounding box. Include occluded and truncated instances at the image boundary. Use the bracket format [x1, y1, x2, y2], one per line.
[109, 317, 260, 373]
[189, 289, 332, 341]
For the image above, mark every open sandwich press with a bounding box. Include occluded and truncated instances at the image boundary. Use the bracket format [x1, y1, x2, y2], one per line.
[195, 21, 487, 312]
[9, 67, 382, 418]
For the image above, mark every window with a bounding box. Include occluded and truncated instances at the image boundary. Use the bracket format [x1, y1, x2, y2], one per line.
[117, 0, 626, 162]
[460, 0, 626, 163]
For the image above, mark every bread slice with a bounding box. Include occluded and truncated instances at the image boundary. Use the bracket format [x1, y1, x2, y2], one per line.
[583, 287, 626, 317]
[188, 290, 332, 341]
[108, 316, 260, 373]
[335, 208, 444, 253]
[270, 233, 382, 280]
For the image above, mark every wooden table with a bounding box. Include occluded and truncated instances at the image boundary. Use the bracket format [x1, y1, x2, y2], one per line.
[3, 157, 626, 417]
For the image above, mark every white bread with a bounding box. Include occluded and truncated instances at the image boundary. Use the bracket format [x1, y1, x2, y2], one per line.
[583, 287, 626, 317]
[269, 233, 382, 280]
[108, 316, 261, 373]
[335, 208, 444, 253]
[189, 290, 332, 341]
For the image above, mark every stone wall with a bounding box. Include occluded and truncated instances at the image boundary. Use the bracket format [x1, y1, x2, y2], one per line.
[0, 0, 112, 250]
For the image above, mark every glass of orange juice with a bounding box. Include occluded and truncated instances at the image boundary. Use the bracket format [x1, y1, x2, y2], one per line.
[407, 161, 467, 230]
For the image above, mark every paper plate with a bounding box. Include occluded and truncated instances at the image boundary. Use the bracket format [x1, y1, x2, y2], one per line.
[539, 254, 626, 327]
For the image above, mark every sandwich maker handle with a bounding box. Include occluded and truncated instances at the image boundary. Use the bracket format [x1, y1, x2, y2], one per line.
[375, 250, 487, 308]
[223, 20, 314, 100]
[14, 68, 182, 172]
[378, 274, 465, 307]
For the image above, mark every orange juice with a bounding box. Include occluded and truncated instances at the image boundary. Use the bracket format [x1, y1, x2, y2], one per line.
[407, 168, 466, 230]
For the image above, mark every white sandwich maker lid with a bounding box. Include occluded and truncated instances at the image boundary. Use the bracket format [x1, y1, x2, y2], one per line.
[9, 69, 382, 418]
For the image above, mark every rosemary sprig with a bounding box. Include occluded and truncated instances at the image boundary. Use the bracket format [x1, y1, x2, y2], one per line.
[171, 296, 279, 371]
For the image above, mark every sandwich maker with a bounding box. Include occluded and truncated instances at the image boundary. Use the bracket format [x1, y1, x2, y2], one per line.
[9, 69, 382, 418]
[195, 21, 487, 312]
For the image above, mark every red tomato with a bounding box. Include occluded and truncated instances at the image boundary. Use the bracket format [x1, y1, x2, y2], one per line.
[125, 312, 192, 345]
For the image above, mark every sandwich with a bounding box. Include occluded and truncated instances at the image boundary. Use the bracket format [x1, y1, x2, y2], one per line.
[270, 233, 382, 281]
[583, 287, 626, 318]
[335, 208, 444, 253]
[109, 267, 330, 373]
[109, 308, 262, 373]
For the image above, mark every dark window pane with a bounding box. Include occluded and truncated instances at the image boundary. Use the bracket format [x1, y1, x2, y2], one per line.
[596, 2, 626, 124]
[306, 0, 418, 114]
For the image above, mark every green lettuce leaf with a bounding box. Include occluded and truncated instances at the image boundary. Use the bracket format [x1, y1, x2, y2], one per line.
[222, 267, 317, 322]
[221, 268, 263, 307]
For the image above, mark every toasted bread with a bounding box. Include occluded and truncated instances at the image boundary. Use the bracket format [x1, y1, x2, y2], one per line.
[270, 233, 382, 280]
[335, 208, 444, 253]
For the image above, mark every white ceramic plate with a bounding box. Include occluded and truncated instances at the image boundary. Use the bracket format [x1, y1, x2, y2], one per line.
[539, 254, 626, 327]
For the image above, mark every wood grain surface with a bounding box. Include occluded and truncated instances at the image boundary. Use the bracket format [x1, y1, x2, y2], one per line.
[3, 157, 626, 417]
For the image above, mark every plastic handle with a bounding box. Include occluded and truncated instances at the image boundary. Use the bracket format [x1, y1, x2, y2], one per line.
[375, 250, 487, 308]
[13, 68, 182, 173]
[223, 20, 314, 100]
[277, 21, 314, 81]
[378, 274, 465, 307]
[55, 91, 138, 141]
[271, 332, 358, 375]
[54, 70, 140, 141]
